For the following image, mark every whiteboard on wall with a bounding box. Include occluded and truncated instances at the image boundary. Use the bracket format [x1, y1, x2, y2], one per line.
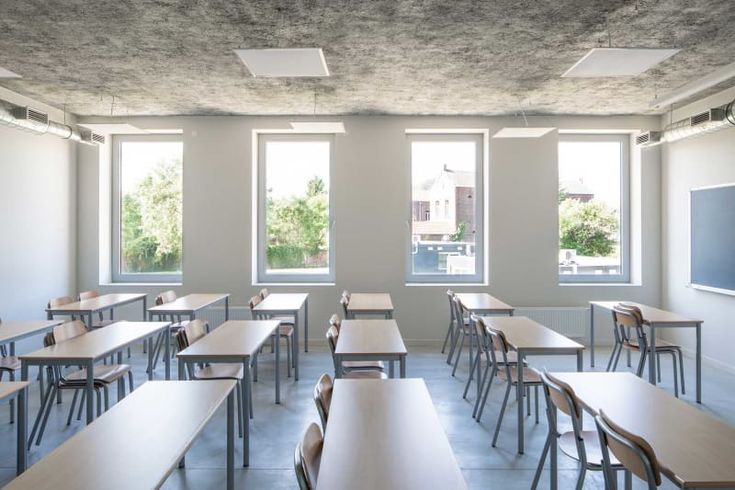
[690, 183, 735, 295]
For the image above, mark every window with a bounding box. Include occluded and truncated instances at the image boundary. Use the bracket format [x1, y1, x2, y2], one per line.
[112, 135, 183, 282]
[558, 134, 630, 282]
[257, 134, 334, 283]
[408, 133, 484, 283]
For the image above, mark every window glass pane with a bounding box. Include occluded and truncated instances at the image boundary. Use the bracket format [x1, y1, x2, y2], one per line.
[558, 141, 622, 277]
[411, 141, 477, 276]
[119, 141, 183, 275]
[264, 140, 330, 275]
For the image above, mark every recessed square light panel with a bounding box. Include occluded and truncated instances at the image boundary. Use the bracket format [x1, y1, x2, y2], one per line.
[0, 66, 22, 78]
[234, 48, 329, 77]
[562, 48, 680, 77]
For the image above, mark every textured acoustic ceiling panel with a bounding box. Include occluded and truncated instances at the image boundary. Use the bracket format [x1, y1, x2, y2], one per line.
[0, 0, 734, 116]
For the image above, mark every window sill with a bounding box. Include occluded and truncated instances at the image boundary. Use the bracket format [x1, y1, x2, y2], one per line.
[406, 282, 489, 287]
[100, 282, 183, 287]
[252, 282, 336, 287]
[559, 282, 641, 287]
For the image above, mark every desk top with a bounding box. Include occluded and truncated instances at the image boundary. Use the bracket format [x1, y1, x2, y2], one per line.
[455, 293, 514, 312]
[0, 382, 29, 401]
[20, 322, 169, 362]
[148, 293, 229, 314]
[0, 320, 63, 344]
[46, 293, 146, 314]
[553, 372, 735, 488]
[336, 320, 407, 356]
[317, 379, 466, 490]
[346, 293, 394, 313]
[590, 301, 702, 325]
[253, 293, 308, 312]
[177, 320, 280, 360]
[3, 380, 235, 490]
[483, 316, 584, 353]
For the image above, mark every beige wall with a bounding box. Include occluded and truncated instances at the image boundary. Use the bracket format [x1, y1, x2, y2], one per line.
[76, 114, 661, 346]
[661, 86, 735, 372]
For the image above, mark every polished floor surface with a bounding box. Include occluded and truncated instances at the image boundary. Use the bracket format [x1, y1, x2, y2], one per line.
[0, 340, 733, 489]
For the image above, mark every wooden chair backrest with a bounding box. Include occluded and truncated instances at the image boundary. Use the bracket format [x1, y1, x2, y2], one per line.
[295, 422, 323, 490]
[155, 290, 177, 305]
[598, 410, 662, 486]
[249, 295, 262, 309]
[259, 288, 269, 299]
[328, 314, 341, 332]
[78, 290, 100, 301]
[181, 319, 209, 347]
[48, 296, 74, 309]
[52, 320, 88, 343]
[326, 326, 338, 355]
[541, 371, 581, 418]
[341, 290, 350, 300]
[313, 373, 333, 430]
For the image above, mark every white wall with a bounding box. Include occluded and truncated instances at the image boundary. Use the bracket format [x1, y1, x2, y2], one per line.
[0, 88, 77, 325]
[661, 86, 735, 371]
[76, 114, 661, 346]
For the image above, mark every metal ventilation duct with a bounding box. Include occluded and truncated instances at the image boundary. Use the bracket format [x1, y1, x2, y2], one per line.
[636, 99, 735, 147]
[0, 99, 103, 145]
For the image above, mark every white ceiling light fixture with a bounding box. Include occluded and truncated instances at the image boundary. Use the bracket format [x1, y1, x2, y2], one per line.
[562, 48, 679, 78]
[289, 121, 345, 133]
[492, 127, 556, 138]
[0, 66, 22, 78]
[234, 48, 329, 77]
[650, 61, 735, 110]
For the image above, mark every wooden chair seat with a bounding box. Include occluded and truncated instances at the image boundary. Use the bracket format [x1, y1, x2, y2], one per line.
[498, 365, 542, 385]
[64, 363, 132, 384]
[493, 350, 519, 364]
[342, 370, 388, 379]
[0, 356, 21, 371]
[343, 360, 385, 371]
[194, 363, 244, 380]
[623, 339, 682, 353]
[558, 430, 621, 469]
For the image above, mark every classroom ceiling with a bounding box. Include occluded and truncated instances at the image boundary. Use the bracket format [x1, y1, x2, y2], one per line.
[0, 0, 734, 117]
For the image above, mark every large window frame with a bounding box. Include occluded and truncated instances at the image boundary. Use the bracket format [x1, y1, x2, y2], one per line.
[558, 133, 630, 284]
[111, 134, 183, 283]
[406, 132, 485, 284]
[256, 133, 336, 284]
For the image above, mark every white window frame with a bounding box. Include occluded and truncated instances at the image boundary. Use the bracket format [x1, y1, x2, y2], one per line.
[256, 133, 336, 284]
[111, 134, 183, 283]
[406, 132, 485, 284]
[558, 133, 630, 283]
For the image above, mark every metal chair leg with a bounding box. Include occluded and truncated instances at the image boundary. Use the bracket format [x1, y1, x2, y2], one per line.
[491, 383, 512, 447]
[286, 336, 292, 378]
[531, 427, 552, 489]
[235, 381, 243, 438]
[606, 342, 621, 372]
[463, 346, 482, 399]
[29, 382, 54, 447]
[473, 361, 492, 418]
[76, 390, 86, 421]
[476, 365, 498, 422]
[575, 467, 587, 490]
[677, 349, 686, 394]
[657, 352, 662, 382]
[96, 390, 102, 417]
[35, 385, 58, 446]
[534, 386, 539, 424]
[451, 330, 466, 377]
[446, 323, 462, 364]
[670, 351, 679, 398]
[66, 390, 79, 426]
[441, 321, 454, 354]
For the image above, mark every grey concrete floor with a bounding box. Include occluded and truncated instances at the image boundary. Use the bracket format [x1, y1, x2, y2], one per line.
[0, 343, 733, 489]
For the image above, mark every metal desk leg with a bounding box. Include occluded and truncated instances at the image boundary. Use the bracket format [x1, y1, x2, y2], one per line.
[517, 352, 525, 454]
[225, 296, 230, 321]
[550, 405, 557, 490]
[589, 304, 595, 368]
[389, 361, 395, 378]
[275, 326, 280, 404]
[178, 357, 185, 380]
[243, 361, 250, 467]
[335, 355, 343, 379]
[164, 325, 171, 380]
[293, 310, 300, 381]
[142, 296, 147, 320]
[85, 360, 95, 424]
[304, 300, 309, 352]
[18, 367, 28, 475]
[148, 337, 155, 381]
[400, 356, 406, 378]
[648, 325, 657, 385]
[696, 323, 702, 403]
[577, 351, 583, 372]
[226, 390, 234, 490]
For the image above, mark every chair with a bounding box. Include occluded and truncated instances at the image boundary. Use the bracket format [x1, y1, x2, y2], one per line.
[485, 326, 541, 447]
[259, 288, 269, 299]
[608, 304, 685, 397]
[328, 313, 341, 332]
[339, 294, 350, 318]
[47, 296, 77, 321]
[249, 295, 293, 377]
[531, 371, 625, 490]
[441, 289, 456, 356]
[313, 373, 333, 431]
[325, 326, 386, 379]
[0, 318, 21, 422]
[595, 410, 661, 490]
[450, 295, 475, 377]
[175, 319, 246, 433]
[294, 422, 323, 490]
[78, 290, 115, 329]
[29, 321, 133, 447]
[150, 290, 190, 371]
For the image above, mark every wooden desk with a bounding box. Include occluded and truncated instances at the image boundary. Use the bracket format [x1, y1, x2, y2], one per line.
[147, 293, 230, 322]
[483, 316, 584, 454]
[551, 372, 735, 489]
[346, 293, 394, 319]
[317, 379, 466, 490]
[252, 293, 308, 380]
[20, 321, 171, 424]
[0, 382, 29, 475]
[4, 380, 238, 490]
[177, 320, 280, 467]
[590, 301, 703, 403]
[336, 319, 407, 378]
[46, 293, 147, 330]
[453, 293, 514, 395]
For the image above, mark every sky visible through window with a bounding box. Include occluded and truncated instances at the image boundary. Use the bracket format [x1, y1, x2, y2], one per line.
[411, 141, 475, 186]
[265, 141, 330, 198]
[120, 141, 182, 193]
[558, 141, 621, 210]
